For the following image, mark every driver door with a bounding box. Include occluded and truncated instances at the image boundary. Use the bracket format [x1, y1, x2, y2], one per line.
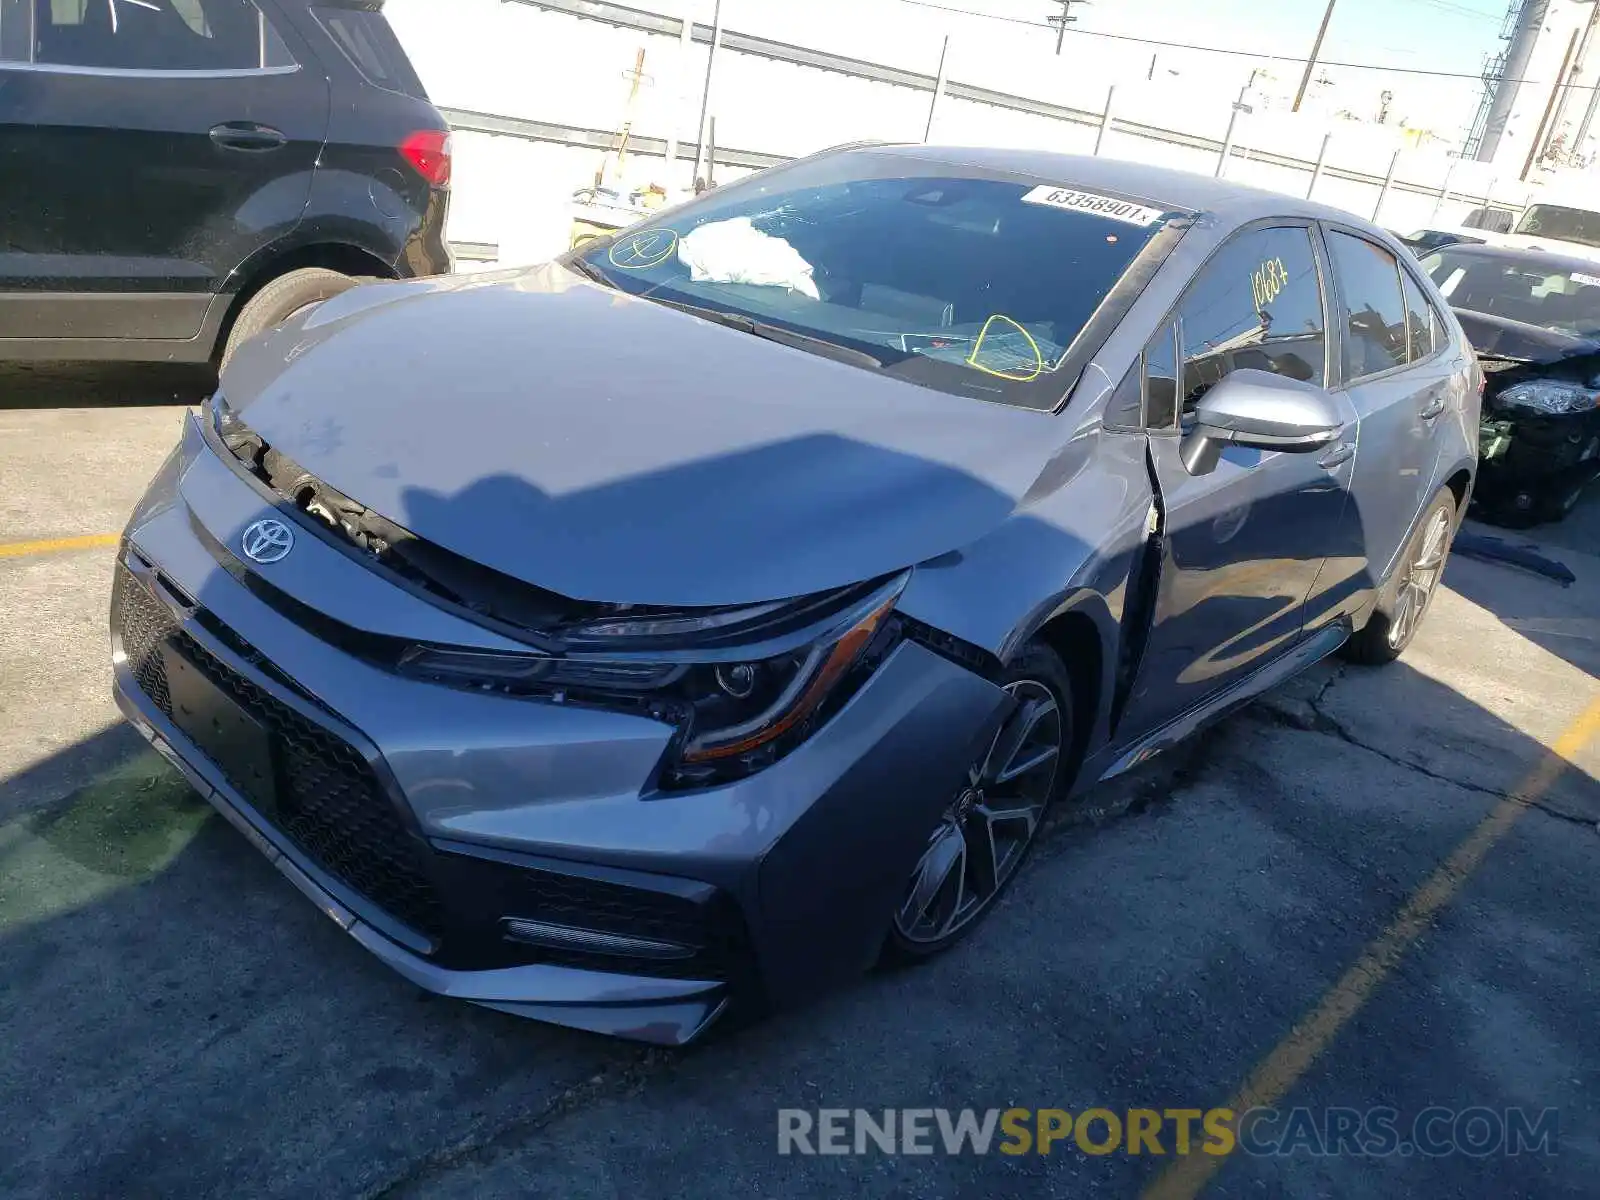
[1119, 222, 1359, 739]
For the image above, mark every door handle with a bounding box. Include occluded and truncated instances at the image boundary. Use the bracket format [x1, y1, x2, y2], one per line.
[209, 122, 287, 152]
[1318, 441, 1356, 470]
[1419, 392, 1447, 421]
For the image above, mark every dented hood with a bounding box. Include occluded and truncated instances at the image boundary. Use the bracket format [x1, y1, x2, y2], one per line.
[219, 265, 1064, 607]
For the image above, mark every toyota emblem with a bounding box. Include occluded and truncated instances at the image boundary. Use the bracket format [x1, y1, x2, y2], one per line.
[241, 518, 294, 564]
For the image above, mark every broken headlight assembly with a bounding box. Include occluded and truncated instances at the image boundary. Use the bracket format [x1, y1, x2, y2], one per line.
[1495, 379, 1600, 416]
[399, 575, 908, 788]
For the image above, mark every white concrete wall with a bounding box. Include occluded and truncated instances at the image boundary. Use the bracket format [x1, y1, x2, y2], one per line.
[383, 0, 1581, 265]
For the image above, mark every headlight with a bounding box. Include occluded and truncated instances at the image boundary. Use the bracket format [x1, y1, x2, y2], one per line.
[1496, 379, 1600, 415]
[400, 575, 907, 787]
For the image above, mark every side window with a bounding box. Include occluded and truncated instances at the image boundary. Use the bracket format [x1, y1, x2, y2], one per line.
[1326, 231, 1409, 380]
[1399, 267, 1435, 362]
[1145, 322, 1179, 430]
[1176, 225, 1327, 414]
[33, 0, 292, 71]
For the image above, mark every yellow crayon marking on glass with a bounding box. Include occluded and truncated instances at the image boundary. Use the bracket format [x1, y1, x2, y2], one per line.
[966, 314, 1044, 381]
[1250, 256, 1289, 311]
[608, 227, 679, 269]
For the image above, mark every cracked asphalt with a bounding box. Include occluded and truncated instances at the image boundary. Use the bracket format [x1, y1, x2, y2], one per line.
[2, 395, 1597, 1199]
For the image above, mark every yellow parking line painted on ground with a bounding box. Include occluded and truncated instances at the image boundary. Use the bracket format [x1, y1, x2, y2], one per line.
[0, 533, 119, 560]
[1142, 694, 1600, 1200]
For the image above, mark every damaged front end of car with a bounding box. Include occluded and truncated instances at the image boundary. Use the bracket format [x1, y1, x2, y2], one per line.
[206, 396, 932, 789]
[1474, 351, 1600, 525]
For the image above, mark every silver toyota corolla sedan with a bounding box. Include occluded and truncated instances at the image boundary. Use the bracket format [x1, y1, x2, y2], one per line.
[111, 146, 1479, 1044]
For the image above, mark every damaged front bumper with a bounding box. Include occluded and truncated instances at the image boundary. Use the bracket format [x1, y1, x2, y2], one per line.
[109, 419, 1009, 1042]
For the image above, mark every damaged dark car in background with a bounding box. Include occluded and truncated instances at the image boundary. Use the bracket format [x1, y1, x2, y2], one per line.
[111, 146, 1477, 1044]
[1420, 242, 1600, 525]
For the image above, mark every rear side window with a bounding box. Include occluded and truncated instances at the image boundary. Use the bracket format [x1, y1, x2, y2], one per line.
[1398, 267, 1435, 362]
[1176, 225, 1327, 412]
[1326, 231, 1409, 381]
[312, 5, 426, 98]
[29, 0, 293, 70]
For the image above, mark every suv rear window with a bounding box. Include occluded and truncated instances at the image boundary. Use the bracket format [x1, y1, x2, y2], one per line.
[571, 153, 1179, 408]
[312, 4, 425, 98]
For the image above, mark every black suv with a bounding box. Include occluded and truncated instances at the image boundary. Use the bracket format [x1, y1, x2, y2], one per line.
[0, 0, 452, 370]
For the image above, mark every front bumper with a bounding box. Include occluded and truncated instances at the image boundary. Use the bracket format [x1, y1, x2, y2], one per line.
[110, 418, 1008, 1042]
[1479, 408, 1600, 486]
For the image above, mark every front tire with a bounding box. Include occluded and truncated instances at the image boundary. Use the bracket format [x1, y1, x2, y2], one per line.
[1341, 487, 1458, 665]
[220, 268, 359, 371]
[884, 642, 1076, 961]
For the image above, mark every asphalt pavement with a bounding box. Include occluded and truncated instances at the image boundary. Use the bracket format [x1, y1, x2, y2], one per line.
[1, 393, 1596, 1199]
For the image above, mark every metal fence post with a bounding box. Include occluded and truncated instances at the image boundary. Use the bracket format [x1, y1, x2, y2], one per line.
[1429, 157, 1458, 223]
[1216, 104, 1243, 178]
[1306, 131, 1331, 199]
[924, 35, 949, 142]
[1094, 85, 1115, 155]
[1371, 149, 1400, 223]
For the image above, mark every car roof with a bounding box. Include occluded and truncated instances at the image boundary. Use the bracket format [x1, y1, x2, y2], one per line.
[1414, 240, 1600, 274]
[853, 143, 1368, 227]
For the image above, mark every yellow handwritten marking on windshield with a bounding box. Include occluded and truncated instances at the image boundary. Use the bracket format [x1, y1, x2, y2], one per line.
[1250, 257, 1289, 310]
[966, 314, 1044, 382]
[607, 228, 679, 269]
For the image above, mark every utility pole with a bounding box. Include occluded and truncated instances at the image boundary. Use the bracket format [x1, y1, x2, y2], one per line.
[1292, 0, 1337, 112]
[1046, 0, 1083, 55]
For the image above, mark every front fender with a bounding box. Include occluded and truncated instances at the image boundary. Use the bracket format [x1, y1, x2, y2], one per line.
[896, 426, 1154, 762]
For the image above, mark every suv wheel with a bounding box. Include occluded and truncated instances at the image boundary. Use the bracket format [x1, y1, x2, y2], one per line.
[221, 268, 359, 370]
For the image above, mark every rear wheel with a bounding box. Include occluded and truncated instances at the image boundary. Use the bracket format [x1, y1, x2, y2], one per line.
[1341, 488, 1457, 665]
[884, 642, 1075, 961]
[220, 267, 359, 371]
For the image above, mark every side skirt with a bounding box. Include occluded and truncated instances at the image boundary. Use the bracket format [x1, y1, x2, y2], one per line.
[1083, 622, 1350, 786]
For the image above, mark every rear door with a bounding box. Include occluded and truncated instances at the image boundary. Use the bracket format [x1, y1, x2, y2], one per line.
[1118, 222, 1360, 738]
[0, 0, 327, 345]
[1321, 227, 1453, 586]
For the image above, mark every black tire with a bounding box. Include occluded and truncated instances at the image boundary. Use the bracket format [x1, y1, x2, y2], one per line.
[1341, 487, 1459, 666]
[220, 267, 358, 370]
[883, 641, 1077, 962]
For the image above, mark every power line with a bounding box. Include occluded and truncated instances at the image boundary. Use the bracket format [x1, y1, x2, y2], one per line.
[898, 0, 1584, 87]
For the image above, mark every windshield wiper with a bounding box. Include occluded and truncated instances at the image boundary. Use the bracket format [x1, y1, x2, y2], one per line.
[563, 256, 616, 288]
[644, 296, 885, 369]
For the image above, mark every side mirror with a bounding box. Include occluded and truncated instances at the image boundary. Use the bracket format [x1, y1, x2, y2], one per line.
[1180, 369, 1344, 476]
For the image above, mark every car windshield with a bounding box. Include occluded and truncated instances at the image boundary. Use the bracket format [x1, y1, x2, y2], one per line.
[567, 153, 1177, 408]
[1513, 203, 1600, 248]
[1420, 248, 1600, 336]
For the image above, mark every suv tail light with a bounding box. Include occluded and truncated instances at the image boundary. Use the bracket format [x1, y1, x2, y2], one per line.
[399, 130, 452, 188]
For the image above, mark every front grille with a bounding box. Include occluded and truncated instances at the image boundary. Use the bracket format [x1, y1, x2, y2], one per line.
[115, 563, 447, 940]
[117, 567, 177, 716]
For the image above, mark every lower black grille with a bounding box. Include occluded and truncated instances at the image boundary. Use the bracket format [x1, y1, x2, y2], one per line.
[498, 865, 742, 980]
[114, 563, 447, 940]
[117, 567, 176, 716]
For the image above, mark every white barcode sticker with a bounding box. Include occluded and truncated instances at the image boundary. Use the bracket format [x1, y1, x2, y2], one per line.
[1572, 271, 1600, 287]
[1020, 185, 1166, 226]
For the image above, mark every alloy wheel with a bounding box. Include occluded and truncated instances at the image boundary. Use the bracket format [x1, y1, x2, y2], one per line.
[892, 679, 1064, 945]
[1387, 507, 1452, 649]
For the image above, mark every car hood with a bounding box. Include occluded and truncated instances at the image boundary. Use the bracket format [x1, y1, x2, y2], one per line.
[220, 265, 1064, 607]
[1454, 307, 1600, 366]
